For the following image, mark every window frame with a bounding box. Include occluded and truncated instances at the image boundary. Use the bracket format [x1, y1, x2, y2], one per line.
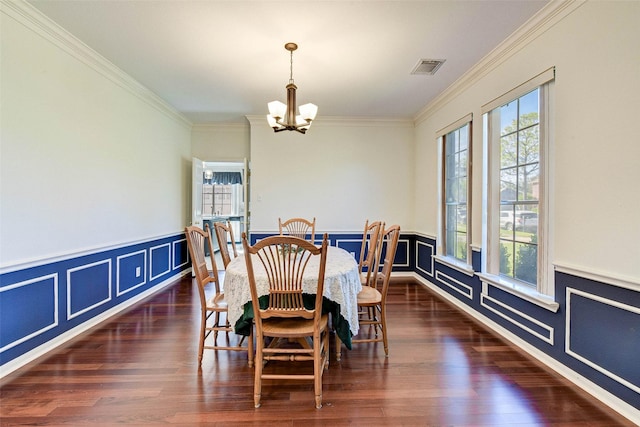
[479, 68, 558, 311]
[435, 114, 473, 275]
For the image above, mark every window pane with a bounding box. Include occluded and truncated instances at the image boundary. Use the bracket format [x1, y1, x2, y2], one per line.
[519, 89, 539, 128]
[500, 133, 517, 168]
[445, 132, 456, 155]
[500, 102, 517, 136]
[457, 232, 467, 262]
[514, 242, 537, 285]
[500, 168, 517, 202]
[452, 179, 460, 202]
[459, 125, 469, 151]
[446, 228, 456, 257]
[520, 214, 538, 242]
[457, 205, 467, 227]
[458, 178, 467, 203]
[446, 205, 457, 230]
[499, 240, 513, 276]
[446, 153, 456, 179]
[518, 164, 539, 202]
[517, 125, 539, 165]
[458, 150, 467, 177]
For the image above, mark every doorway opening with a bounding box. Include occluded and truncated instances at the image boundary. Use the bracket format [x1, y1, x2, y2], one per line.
[194, 160, 248, 265]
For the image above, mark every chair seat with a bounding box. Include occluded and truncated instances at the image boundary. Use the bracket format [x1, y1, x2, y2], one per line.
[357, 285, 382, 305]
[262, 314, 329, 337]
[206, 293, 228, 310]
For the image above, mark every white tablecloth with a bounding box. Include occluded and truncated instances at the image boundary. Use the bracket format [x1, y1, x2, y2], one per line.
[224, 246, 361, 336]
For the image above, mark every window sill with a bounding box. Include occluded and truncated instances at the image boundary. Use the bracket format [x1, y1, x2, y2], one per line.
[476, 272, 559, 312]
[433, 255, 475, 277]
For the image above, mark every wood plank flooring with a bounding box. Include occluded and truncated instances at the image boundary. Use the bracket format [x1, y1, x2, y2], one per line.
[1, 275, 635, 426]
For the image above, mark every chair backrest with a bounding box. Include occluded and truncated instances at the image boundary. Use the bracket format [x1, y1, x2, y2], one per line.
[242, 233, 328, 323]
[185, 225, 221, 301]
[214, 220, 238, 268]
[278, 217, 316, 241]
[358, 220, 384, 287]
[377, 225, 401, 299]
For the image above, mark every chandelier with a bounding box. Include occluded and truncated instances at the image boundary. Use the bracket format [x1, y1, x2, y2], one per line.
[266, 43, 318, 134]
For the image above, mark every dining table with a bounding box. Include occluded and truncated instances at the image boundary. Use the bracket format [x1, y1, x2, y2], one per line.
[223, 245, 362, 350]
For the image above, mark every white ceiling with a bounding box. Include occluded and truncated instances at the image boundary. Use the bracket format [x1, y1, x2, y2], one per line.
[27, 0, 549, 124]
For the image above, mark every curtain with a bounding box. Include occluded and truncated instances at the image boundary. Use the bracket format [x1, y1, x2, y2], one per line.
[203, 171, 242, 185]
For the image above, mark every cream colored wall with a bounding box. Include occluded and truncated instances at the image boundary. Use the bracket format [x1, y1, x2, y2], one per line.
[413, 1, 640, 281]
[191, 123, 250, 162]
[0, 2, 192, 266]
[247, 117, 415, 233]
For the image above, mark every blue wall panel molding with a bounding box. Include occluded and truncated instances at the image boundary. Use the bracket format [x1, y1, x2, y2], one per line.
[117, 250, 147, 297]
[565, 287, 640, 394]
[0, 233, 189, 368]
[334, 236, 363, 257]
[149, 243, 171, 281]
[391, 238, 410, 270]
[0, 274, 58, 353]
[67, 259, 112, 320]
[435, 270, 473, 300]
[172, 239, 189, 271]
[416, 238, 435, 278]
[480, 289, 554, 345]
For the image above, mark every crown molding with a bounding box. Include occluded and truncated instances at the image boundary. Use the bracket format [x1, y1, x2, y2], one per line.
[1, 0, 192, 129]
[414, 0, 586, 125]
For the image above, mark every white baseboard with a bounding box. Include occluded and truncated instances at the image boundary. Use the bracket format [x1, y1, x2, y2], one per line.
[394, 272, 640, 425]
[0, 270, 190, 379]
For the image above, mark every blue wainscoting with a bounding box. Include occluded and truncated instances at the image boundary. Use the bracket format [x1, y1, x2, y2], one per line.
[412, 234, 640, 413]
[2, 229, 638, 416]
[0, 233, 190, 367]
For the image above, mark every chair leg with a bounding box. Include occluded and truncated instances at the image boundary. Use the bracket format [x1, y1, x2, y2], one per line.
[314, 334, 323, 409]
[213, 311, 221, 342]
[323, 329, 330, 370]
[198, 311, 206, 365]
[254, 337, 263, 408]
[335, 333, 342, 362]
[247, 327, 254, 368]
[380, 305, 389, 357]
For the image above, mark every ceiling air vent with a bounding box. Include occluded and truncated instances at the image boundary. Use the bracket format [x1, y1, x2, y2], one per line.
[411, 59, 446, 75]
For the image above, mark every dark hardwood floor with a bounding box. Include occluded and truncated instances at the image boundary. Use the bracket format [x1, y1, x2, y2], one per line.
[1, 274, 635, 426]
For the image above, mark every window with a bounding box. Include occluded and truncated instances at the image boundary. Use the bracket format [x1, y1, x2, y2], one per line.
[213, 184, 233, 216]
[497, 89, 540, 284]
[202, 184, 234, 216]
[437, 114, 472, 271]
[481, 68, 555, 303]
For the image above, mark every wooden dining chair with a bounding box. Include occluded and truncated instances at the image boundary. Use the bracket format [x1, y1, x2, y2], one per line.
[184, 225, 252, 366]
[358, 220, 385, 288]
[213, 220, 238, 269]
[242, 232, 330, 409]
[278, 217, 316, 242]
[351, 224, 400, 357]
